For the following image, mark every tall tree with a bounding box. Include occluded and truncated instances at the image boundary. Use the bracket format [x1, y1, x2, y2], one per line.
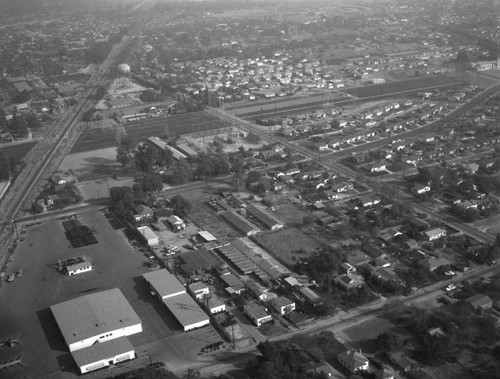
[0, 154, 11, 180]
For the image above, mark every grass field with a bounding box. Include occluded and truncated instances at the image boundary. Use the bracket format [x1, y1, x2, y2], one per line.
[273, 203, 310, 227]
[341, 75, 462, 98]
[0, 142, 36, 160]
[254, 228, 322, 266]
[71, 111, 225, 154]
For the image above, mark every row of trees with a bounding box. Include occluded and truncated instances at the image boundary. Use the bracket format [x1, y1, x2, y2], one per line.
[0, 153, 16, 181]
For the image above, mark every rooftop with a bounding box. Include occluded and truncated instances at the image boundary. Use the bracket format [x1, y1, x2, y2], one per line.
[71, 336, 134, 368]
[142, 269, 186, 299]
[50, 288, 141, 346]
[162, 293, 209, 328]
[244, 303, 270, 319]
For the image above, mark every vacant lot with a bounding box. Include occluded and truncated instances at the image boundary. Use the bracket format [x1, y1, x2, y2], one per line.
[254, 228, 322, 266]
[273, 203, 310, 227]
[341, 75, 462, 98]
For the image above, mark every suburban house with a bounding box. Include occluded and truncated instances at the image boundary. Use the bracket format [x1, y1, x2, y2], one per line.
[373, 267, 397, 282]
[364, 161, 387, 173]
[355, 194, 381, 207]
[269, 296, 295, 315]
[243, 303, 272, 327]
[335, 274, 364, 291]
[422, 227, 447, 241]
[387, 351, 418, 372]
[331, 181, 353, 193]
[466, 294, 493, 311]
[341, 262, 356, 275]
[412, 183, 431, 195]
[133, 205, 154, 223]
[418, 257, 451, 272]
[337, 350, 369, 373]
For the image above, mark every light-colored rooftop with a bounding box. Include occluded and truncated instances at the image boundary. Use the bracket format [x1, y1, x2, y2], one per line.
[137, 226, 158, 241]
[162, 293, 209, 328]
[50, 288, 141, 345]
[142, 269, 186, 299]
[72, 336, 134, 368]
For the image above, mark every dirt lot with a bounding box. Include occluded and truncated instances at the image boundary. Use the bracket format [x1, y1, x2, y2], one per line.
[0, 209, 194, 378]
[254, 228, 322, 266]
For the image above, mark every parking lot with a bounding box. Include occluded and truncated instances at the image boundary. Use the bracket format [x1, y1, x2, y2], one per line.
[0, 209, 186, 378]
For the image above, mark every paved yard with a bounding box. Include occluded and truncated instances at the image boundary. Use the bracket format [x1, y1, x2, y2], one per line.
[0, 209, 181, 378]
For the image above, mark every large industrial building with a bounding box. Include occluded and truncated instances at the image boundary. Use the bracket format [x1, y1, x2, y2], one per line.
[50, 288, 142, 374]
[143, 269, 210, 331]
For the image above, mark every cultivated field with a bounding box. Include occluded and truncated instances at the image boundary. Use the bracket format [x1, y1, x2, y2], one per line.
[71, 111, 225, 154]
[254, 228, 322, 266]
[341, 75, 463, 98]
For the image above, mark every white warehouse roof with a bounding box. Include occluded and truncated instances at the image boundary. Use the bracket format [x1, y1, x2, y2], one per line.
[142, 269, 186, 299]
[162, 293, 210, 331]
[50, 288, 141, 347]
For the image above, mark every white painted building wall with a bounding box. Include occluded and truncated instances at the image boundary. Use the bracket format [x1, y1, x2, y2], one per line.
[68, 324, 143, 352]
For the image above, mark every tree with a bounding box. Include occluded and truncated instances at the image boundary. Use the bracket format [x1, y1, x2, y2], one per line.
[0, 154, 11, 180]
[167, 160, 193, 185]
[142, 174, 163, 193]
[31, 201, 43, 214]
[116, 147, 131, 167]
[375, 331, 405, 351]
[134, 144, 154, 173]
[169, 195, 192, 218]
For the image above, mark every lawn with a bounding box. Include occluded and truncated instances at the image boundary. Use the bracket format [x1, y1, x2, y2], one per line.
[254, 228, 322, 266]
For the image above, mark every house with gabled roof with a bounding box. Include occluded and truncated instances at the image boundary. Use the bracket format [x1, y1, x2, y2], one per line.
[422, 227, 446, 241]
[466, 294, 492, 311]
[337, 350, 369, 373]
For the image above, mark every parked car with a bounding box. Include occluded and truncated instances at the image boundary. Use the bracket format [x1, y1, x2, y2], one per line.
[6, 274, 15, 283]
[445, 283, 456, 292]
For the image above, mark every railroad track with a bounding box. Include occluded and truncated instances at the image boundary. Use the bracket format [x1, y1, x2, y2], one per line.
[0, 1, 156, 270]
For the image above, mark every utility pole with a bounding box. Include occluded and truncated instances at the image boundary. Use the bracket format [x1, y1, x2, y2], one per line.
[11, 220, 18, 240]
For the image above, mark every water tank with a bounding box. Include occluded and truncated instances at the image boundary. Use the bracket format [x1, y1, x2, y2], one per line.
[117, 63, 131, 74]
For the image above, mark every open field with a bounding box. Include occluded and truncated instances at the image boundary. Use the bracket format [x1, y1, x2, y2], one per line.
[71, 111, 225, 154]
[0, 209, 184, 378]
[253, 228, 322, 266]
[0, 142, 37, 161]
[341, 75, 463, 98]
[273, 202, 310, 227]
